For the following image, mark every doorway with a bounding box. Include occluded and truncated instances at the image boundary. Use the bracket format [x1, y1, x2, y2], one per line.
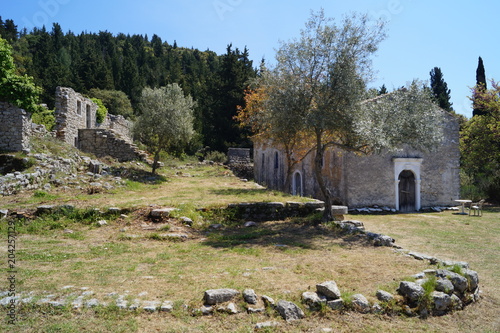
[293, 171, 303, 196]
[398, 170, 416, 212]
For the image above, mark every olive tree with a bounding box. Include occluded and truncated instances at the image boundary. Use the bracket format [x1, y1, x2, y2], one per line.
[135, 84, 195, 173]
[250, 10, 444, 221]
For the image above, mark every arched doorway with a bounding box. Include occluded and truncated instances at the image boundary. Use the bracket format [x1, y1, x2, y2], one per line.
[293, 171, 303, 196]
[398, 170, 416, 212]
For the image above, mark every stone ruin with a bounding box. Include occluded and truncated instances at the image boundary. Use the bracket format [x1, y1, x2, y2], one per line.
[0, 87, 146, 162]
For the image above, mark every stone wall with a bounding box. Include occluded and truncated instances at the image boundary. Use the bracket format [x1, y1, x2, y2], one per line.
[78, 129, 147, 162]
[228, 148, 251, 164]
[97, 114, 133, 142]
[55, 87, 98, 147]
[0, 102, 31, 152]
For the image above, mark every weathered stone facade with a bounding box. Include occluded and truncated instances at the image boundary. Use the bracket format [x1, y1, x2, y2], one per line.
[0, 102, 31, 152]
[97, 114, 133, 143]
[55, 86, 98, 146]
[254, 111, 460, 211]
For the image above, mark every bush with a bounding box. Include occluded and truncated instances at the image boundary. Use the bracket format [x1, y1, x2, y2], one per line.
[205, 151, 226, 163]
[91, 98, 108, 124]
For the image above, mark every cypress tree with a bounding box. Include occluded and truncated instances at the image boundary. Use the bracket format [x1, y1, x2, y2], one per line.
[473, 57, 487, 116]
[429, 67, 453, 111]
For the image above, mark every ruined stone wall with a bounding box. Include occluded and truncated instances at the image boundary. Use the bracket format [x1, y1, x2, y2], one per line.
[78, 129, 147, 162]
[55, 87, 97, 146]
[97, 114, 133, 142]
[0, 102, 31, 152]
[228, 148, 251, 164]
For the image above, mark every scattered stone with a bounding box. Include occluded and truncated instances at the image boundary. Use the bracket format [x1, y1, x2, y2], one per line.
[432, 291, 451, 312]
[179, 216, 193, 226]
[276, 300, 305, 322]
[376, 290, 394, 302]
[108, 207, 121, 214]
[150, 208, 177, 219]
[261, 295, 275, 307]
[450, 294, 463, 310]
[351, 294, 371, 313]
[247, 306, 265, 313]
[255, 321, 280, 330]
[243, 289, 258, 304]
[435, 269, 468, 293]
[97, 220, 108, 226]
[160, 301, 173, 312]
[243, 221, 257, 227]
[142, 300, 160, 312]
[262, 267, 275, 271]
[85, 298, 99, 308]
[36, 205, 55, 215]
[218, 302, 238, 314]
[326, 299, 344, 310]
[302, 291, 326, 308]
[435, 279, 454, 294]
[398, 281, 424, 303]
[116, 298, 128, 309]
[64, 229, 74, 234]
[373, 235, 395, 247]
[316, 281, 341, 300]
[203, 288, 239, 305]
[320, 328, 334, 333]
[199, 305, 213, 315]
[128, 299, 140, 310]
[209, 223, 223, 230]
[463, 269, 479, 291]
[0, 209, 8, 218]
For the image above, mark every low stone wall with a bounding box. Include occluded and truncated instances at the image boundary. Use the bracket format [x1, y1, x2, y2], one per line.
[0, 102, 31, 152]
[228, 148, 251, 164]
[226, 201, 347, 221]
[78, 129, 147, 162]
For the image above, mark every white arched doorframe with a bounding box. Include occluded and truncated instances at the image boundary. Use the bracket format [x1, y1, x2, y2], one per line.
[393, 158, 423, 211]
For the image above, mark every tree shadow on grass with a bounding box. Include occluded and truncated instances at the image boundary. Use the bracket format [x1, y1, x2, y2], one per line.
[201, 219, 372, 251]
[109, 166, 168, 184]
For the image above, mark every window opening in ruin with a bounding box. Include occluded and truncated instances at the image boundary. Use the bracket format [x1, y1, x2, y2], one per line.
[77, 100, 82, 115]
[274, 152, 279, 169]
[86, 104, 91, 128]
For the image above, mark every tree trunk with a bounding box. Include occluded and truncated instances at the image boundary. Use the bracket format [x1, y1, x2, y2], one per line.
[313, 131, 333, 222]
[151, 150, 160, 174]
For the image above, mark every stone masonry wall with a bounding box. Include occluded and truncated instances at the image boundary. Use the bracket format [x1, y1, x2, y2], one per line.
[97, 114, 133, 142]
[0, 102, 31, 152]
[55, 86, 98, 147]
[78, 129, 147, 162]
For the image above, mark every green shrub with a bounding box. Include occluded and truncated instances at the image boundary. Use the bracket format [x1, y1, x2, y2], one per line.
[91, 97, 108, 124]
[205, 151, 227, 163]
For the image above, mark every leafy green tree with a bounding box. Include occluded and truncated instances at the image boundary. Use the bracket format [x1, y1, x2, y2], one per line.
[0, 37, 42, 114]
[429, 67, 453, 111]
[249, 10, 444, 221]
[135, 84, 195, 173]
[461, 80, 500, 201]
[89, 88, 134, 119]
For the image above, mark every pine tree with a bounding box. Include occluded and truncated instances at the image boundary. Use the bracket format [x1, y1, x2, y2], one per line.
[473, 57, 487, 116]
[429, 67, 453, 111]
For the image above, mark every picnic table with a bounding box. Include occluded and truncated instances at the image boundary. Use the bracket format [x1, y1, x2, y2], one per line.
[455, 199, 472, 215]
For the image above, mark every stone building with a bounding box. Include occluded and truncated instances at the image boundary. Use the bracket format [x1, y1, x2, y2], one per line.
[254, 110, 460, 212]
[54, 86, 99, 146]
[0, 102, 32, 152]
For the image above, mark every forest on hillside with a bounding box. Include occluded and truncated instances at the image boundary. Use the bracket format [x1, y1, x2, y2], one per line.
[0, 17, 258, 152]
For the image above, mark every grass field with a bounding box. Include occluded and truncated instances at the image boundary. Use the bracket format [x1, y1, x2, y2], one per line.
[1, 161, 499, 332]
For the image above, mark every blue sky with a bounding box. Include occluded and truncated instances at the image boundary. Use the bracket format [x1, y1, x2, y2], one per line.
[2, 0, 499, 118]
